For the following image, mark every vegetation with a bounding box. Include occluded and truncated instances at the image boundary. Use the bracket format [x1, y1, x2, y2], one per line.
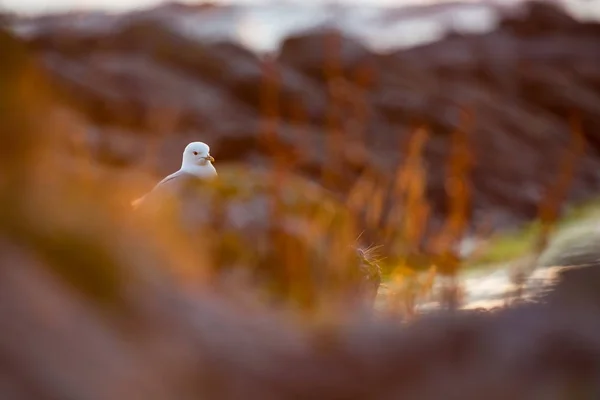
[465, 197, 600, 269]
[3, 8, 600, 399]
[0, 12, 592, 317]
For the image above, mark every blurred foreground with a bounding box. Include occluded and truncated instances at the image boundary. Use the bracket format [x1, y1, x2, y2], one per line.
[2, 2, 600, 399]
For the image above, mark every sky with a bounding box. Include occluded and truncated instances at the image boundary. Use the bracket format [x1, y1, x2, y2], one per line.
[0, 0, 498, 14]
[0, 0, 596, 24]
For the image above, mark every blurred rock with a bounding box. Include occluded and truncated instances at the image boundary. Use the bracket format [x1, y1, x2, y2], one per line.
[278, 28, 377, 84]
[537, 222, 600, 268]
[3, 33, 600, 396]
[40, 50, 256, 134]
[500, 1, 582, 36]
[2, 208, 600, 399]
[7, 0, 600, 244]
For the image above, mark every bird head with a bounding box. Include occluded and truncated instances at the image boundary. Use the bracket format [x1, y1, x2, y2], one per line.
[182, 141, 215, 168]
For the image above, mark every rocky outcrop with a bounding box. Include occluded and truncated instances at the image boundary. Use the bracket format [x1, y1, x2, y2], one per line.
[2, 175, 600, 399]
[0, 25, 380, 316]
[3, 25, 600, 399]
[7, 1, 600, 241]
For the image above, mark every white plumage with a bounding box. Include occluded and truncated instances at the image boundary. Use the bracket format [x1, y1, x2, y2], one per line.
[132, 141, 217, 209]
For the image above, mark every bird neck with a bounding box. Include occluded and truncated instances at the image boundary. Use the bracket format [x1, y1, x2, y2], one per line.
[181, 163, 216, 178]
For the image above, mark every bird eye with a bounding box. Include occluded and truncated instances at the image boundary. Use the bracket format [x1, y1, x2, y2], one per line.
[193, 151, 198, 156]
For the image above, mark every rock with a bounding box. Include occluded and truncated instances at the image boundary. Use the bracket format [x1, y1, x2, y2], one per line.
[278, 28, 378, 86]
[105, 22, 331, 122]
[86, 126, 144, 167]
[499, 1, 581, 36]
[0, 13, 11, 28]
[40, 51, 256, 132]
[538, 222, 600, 268]
[8, 0, 600, 258]
[544, 263, 600, 308]
[4, 43, 600, 397]
[3, 204, 600, 400]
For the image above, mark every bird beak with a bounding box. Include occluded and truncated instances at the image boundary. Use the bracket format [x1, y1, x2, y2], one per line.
[205, 155, 215, 163]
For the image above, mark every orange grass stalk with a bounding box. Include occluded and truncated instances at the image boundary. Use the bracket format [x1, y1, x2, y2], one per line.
[508, 111, 586, 303]
[384, 125, 430, 255]
[322, 30, 344, 190]
[429, 107, 474, 276]
[259, 54, 281, 155]
[533, 111, 587, 257]
[259, 54, 316, 310]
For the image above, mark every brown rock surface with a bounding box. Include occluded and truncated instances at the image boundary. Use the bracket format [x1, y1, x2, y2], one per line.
[6, 0, 600, 239]
[3, 22, 600, 399]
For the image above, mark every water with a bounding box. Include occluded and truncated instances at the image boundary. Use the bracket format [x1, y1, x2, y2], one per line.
[4, 0, 600, 55]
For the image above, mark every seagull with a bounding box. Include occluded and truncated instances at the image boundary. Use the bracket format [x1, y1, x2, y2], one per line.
[131, 141, 217, 209]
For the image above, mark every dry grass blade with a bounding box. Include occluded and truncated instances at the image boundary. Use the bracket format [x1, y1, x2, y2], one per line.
[385, 125, 431, 252]
[428, 107, 474, 277]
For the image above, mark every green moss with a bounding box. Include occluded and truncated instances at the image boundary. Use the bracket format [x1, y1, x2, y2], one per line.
[466, 197, 600, 269]
[464, 225, 540, 268]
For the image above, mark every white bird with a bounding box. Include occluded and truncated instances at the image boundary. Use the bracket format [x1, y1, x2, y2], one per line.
[131, 141, 217, 209]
